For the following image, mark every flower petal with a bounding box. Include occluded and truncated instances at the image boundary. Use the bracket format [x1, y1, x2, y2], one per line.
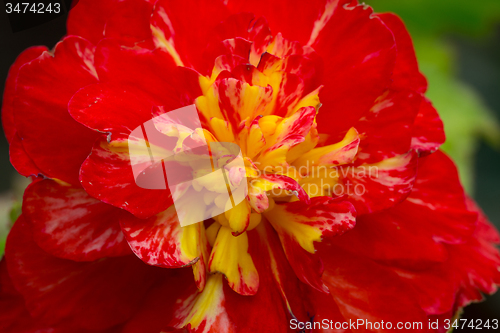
[331, 210, 449, 269]
[103, 0, 155, 46]
[411, 97, 445, 155]
[0, 260, 54, 333]
[293, 127, 359, 170]
[376, 13, 428, 93]
[94, 39, 202, 107]
[265, 197, 356, 292]
[151, 0, 230, 68]
[5, 216, 165, 330]
[121, 267, 198, 333]
[22, 179, 131, 262]
[248, 173, 309, 213]
[173, 225, 303, 332]
[450, 203, 500, 308]
[355, 89, 422, 164]
[67, 0, 121, 45]
[14, 36, 99, 185]
[9, 134, 41, 177]
[171, 274, 232, 332]
[402, 151, 477, 244]
[312, 1, 397, 138]
[339, 151, 418, 214]
[227, 0, 327, 46]
[119, 206, 210, 289]
[208, 227, 259, 295]
[80, 138, 173, 219]
[69, 83, 159, 140]
[2, 46, 46, 143]
[319, 245, 429, 331]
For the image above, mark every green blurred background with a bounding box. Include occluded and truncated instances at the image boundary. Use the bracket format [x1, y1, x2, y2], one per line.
[0, 0, 499, 324]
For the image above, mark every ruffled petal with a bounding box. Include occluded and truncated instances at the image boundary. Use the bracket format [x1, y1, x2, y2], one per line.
[170, 274, 233, 332]
[293, 127, 359, 170]
[248, 222, 312, 324]
[69, 83, 159, 140]
[13, 36, 99, 185]
[248, 173, 309, 213]
[80, 138, 173, 219]
[376, 13, 428, 93]
[103, 0, 155, 46]
[339, 151, 418, 214]
[5, 216, 165, 330]
[66, 1, 108, 42]
[312, 1, 396, 138]
[355, 90, 422, 164]
[227, 0, 327, 46]
[208, 227, 259, 295]
[9, 134, 41, 177]
[402, 151, 476, 244]
[411, 98, 446, 155]
[151, 0, 230, 68]
[319, 245, 429, 331]
[173, 224, 305, 332]
[121, 267, 198, 333]
[265, 197, 355, 292]
[120, 207, 209, 290]
[331, 209, 448, 269]
[94, 39, 201, 107]
[329, 151, 483, 316]
[22, 179, 131, 261]
[450, 201, 500, 308]
[2, 46, 46, 143]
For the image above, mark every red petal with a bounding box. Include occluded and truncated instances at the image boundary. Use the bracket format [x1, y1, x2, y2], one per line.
[313, 2, 396, 139]
[249, 222, 313, 324]
[339, 151, 418, 215]
[9, 134, 41, 177]
[393, 265, 459, 316]
[80, 138, 173, 219]
[169, 274, 235, 332]
[319, 245, 429, 331]
[304, 287, 348, 332]
[103, 0, 154, 46]
[69, 83, 158, 140]
[202, 13, 269, 74]
[5, 216, 165, 330]
[355, 89, 422, 164]
[121, 267, 198, 333]
[67, 0, 120, 45]
[94, 39, 201, 106]
[22, 179, 131, 261]
[14, 36, 99, 185]
[217, 224, 312, 332]
[394, 200, 500, 315]
[265, 197, 356, 292]
[450, 215, 500, 309]
[331, 209, 448, 269]
[151, 0, 230, 69]
[0, 260, 54, 333]
[376, 13, 428, 93]
[2, 46, 46, 143]
[227, 0, 326, 46]
[331, 152, 482, 315]
[119, 207, 206, 268]
[402, 151, 476, 244]
[411, 98, 445, 155]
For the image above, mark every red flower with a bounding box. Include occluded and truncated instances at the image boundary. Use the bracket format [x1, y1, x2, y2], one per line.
[1, 0, 499, 332]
